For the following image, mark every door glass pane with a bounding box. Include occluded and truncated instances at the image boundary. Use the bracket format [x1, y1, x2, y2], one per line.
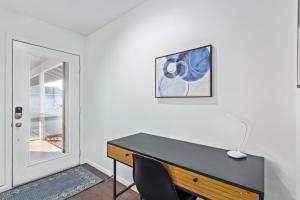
[30, 76, 40, 140]
[29, 56, 67, 163]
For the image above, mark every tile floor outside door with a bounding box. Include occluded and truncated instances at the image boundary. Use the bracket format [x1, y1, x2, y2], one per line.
[30, 140, 64, 162]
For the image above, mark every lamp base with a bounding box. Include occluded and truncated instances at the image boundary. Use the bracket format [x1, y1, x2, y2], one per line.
[227, 150, 247, 159]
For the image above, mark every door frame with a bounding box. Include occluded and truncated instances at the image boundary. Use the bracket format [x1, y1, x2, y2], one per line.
[2, 33, 84, 192]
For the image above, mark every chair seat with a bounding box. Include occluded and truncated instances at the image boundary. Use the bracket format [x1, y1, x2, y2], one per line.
[176, 188, 198, 200]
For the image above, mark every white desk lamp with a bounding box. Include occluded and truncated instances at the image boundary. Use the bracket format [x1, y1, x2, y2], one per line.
[226, 113, 250, 159]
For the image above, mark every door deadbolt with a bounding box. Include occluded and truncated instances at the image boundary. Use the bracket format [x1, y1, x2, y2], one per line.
[15, 107, 23, 119]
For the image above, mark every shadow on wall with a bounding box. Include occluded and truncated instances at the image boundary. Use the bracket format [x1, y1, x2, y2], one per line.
[265, 159, 295, 200]
[156, 46, 218, 106]
[157, 97, 218, 106]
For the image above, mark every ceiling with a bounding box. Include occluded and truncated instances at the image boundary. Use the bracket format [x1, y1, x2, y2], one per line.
[0, 0, 145, 35]
[30, 55, 48, 69]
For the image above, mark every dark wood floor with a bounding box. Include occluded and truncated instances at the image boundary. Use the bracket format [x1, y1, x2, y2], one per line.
[69, 164, 140, 200]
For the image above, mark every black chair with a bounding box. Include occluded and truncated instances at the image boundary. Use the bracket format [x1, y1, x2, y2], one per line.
[133, 153, 198, 200]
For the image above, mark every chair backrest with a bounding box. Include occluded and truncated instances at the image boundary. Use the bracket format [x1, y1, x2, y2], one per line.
[133, 153, 180, 200]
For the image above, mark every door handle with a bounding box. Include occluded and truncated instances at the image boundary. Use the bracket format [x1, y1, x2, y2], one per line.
[15, 122, 22, 128]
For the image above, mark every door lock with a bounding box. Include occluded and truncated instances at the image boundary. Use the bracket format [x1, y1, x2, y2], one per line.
[15, 107, 23, 119]
[15, 122, 22, 128]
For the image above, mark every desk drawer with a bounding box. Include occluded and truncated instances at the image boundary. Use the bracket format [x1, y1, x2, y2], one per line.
[163, 164, 259, 200]
[108, 144, 133, 166]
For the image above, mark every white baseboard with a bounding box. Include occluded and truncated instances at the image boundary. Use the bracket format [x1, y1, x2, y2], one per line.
[85, 160, 138, 193]
[0, 185, 12, 193]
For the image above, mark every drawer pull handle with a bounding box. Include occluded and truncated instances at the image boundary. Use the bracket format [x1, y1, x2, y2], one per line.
[193, 178, 198, 183]
[125, 153, 130, 157]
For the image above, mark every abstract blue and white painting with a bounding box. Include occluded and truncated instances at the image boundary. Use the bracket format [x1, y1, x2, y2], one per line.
[155, 45, 212, 97]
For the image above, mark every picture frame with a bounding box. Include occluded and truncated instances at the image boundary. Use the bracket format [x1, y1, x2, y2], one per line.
[155, 45, 213, 98]
[298, 0, 300, 87]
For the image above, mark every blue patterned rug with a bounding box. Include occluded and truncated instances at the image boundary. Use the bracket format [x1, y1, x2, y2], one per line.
[0, 166, 103, 200]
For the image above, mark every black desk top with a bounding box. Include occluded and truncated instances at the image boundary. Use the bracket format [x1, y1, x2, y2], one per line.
[108, 133, 264, 195]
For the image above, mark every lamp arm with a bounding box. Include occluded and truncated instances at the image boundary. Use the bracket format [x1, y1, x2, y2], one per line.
[237, 120, 249, 152]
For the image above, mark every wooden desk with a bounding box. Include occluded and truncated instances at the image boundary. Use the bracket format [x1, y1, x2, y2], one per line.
[107, 133, 264, 200]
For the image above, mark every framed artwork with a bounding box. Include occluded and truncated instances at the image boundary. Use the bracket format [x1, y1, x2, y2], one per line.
[155, 45, 212, 98]
[298, 1, 300, 87]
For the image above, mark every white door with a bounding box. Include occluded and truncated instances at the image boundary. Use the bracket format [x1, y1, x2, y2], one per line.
[12, 40, 80, 186]
[0, 31, 5, 188]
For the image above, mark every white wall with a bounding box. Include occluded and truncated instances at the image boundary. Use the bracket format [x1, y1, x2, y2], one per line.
[0, 7, 84, 54]
[0, 7, 85, 192]
[84, 0, 297, 199]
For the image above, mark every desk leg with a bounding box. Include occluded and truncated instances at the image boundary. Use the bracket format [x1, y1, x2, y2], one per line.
[112, 159, 135, 199]
[113, 159, 117, 200]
